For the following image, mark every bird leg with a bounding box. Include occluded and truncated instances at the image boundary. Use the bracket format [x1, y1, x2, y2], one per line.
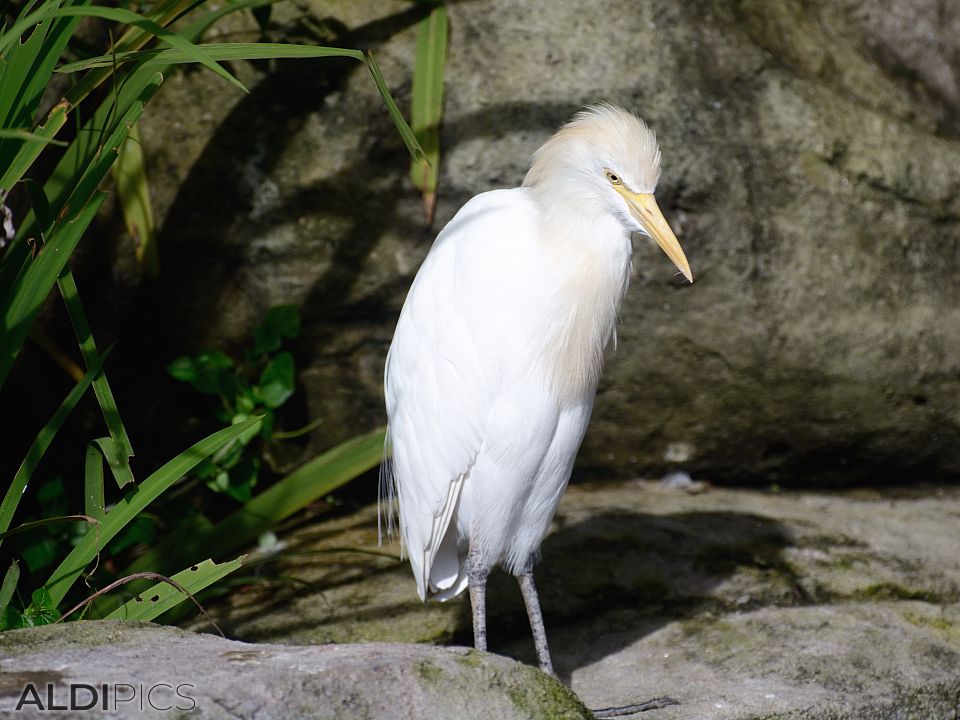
[517, 567, 556, 678]
[466, 542, 489, 652]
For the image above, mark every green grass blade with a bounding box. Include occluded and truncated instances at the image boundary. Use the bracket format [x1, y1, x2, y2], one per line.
[0, 349, 109, 549]
[364, 51, 425, 162]
[60, 73, 163, 224]
[126, 427, 386, 576]
[44, 418, 260, 606]
[115, 121, 158, 277]
[57, 42, 366, 72]
[0, 74, 163, 389]
[84, 444, 105, 524]
[0, 2, 81, 174]
[104, 556, 245, 622]
[1, 6, 246, 94]
[0, 189, 105, 391]
[179, 0, 278, 41]
[0, 100, 68, 191]
[0, 129, 67, 144]
[57, 271, 135, 487]
[409, 3, 447, 208]
[0, 561, 19, 619]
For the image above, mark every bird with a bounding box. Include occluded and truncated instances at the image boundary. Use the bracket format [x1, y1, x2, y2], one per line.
[382, 103, 692, 678]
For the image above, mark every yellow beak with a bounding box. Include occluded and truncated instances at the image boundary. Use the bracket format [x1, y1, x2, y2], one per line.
[619, 190, 693, 283]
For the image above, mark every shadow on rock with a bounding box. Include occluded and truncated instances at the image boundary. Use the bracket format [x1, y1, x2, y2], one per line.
[467, 508, 797, 684]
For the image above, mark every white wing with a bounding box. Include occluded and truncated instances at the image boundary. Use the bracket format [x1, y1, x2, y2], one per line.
[384, 188, 543, 601]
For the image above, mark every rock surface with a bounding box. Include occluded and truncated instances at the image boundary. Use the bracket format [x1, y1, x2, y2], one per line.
[102, 0, 960, 483]
[0, 622, 589, 719]
[187, 481, 960, 719]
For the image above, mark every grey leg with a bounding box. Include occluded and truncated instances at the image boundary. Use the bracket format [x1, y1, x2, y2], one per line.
[467, 542, 489, 652]
[517, 568, 556, 677]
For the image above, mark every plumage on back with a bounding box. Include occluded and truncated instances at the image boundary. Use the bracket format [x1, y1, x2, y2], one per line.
[383, 103, 691, 678]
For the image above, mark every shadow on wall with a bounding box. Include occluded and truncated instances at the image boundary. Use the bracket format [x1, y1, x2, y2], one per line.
[149, 6, 603, 354]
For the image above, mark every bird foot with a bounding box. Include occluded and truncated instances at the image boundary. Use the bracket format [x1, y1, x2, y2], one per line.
[591, 697, 680, 718]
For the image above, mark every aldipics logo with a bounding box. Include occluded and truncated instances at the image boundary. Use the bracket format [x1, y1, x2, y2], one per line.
[14, 683, 197, 712]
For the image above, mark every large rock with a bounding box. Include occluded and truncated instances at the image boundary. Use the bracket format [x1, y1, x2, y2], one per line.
[188, 480, 960, 719]
[119, 0, 960, 483]
[0, 622, 589, 719]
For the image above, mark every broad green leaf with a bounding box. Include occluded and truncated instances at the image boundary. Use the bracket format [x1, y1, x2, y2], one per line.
[44, 418, 259, 605]
[0, 350, 108, 548]
[168, 351, 234, 395]
[252, 304, 299, 355]
[257, 351, 295, 408]
[22, 587, 59, 627]
[105, 556, 245, 622]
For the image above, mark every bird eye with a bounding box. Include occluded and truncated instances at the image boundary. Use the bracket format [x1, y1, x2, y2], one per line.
[605, 171, 622, 185]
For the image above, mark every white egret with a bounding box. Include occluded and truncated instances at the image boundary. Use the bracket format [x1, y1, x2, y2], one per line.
[383, 104, 692, 677]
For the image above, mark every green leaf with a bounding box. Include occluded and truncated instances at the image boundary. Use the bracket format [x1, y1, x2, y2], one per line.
[44, 418, 260, 606]
[257, 351, 295, 408]
[0, 561, 20, 621]
[0, 100, 68, 191]
[105, 556, 245, 622]
[57, 42, 366, 73]
[0, 606, 24, 631]
[115, 121, 158, 278]
[252, 304, 299, 355]
[364, 50, 425, 162]
[231, 414, 264, 446]
[0, 350, 108, 548]
[0, 6, 246, 93]
[84, 443, 105, 524]
[57, 271, 135, 488]
[126, 427, 386, 576]
[410, 3, 448, 209]
[168, 351, 234, 395]
[22, 587, 58, 627]
[0, 74, 162, 390]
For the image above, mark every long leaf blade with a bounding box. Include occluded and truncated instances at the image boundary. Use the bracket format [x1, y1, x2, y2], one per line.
[114, 121, 158, 277]
[0, 561, 21, 620]
[57, 271, 135, 487]
[105, 556, 245, 622]
[57, 42, 366, 72]
[410, 3, 448, 217]
[364, 51, 425, 162]
[1, 6, 246, 94]
[44, 418, 259, 605]
[127, 427, 386, 575]
[0, 349, 109, 548]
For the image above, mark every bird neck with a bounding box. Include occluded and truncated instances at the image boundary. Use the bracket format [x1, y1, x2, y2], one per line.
[526, 187, 634, 404]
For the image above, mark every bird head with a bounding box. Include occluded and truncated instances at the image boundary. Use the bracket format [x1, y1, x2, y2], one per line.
[523, 103, 692, 283]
